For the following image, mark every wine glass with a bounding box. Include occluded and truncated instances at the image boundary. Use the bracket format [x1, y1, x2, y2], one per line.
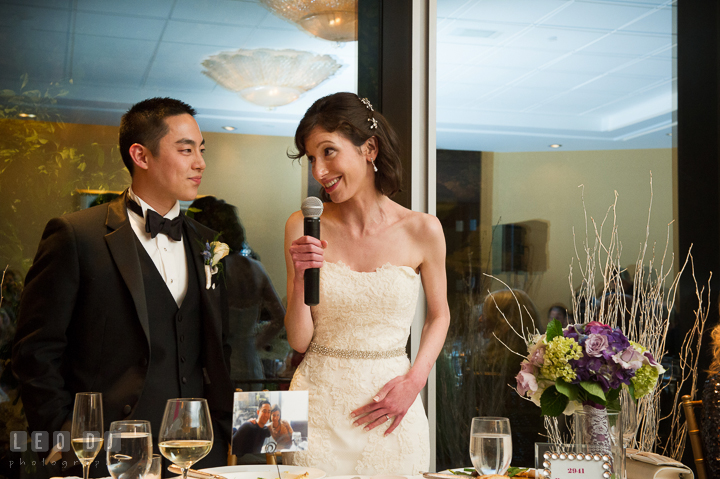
[71, 392, 104, 479]
[621, 389, 638, 448]
[107, 420, 152, 479]
[469, 417, 512, 476]
[158, 398, 213, 479]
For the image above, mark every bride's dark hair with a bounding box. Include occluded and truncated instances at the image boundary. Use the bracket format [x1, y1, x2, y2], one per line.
[288, 92, 403, 200]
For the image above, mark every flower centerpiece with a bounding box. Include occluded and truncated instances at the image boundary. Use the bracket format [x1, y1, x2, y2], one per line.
[480, 180, 709, 464]
[516, 319, 665, 417]
[515, 318, 665, 457]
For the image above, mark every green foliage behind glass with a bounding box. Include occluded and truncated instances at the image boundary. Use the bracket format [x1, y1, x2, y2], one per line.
[0, 75, 129, 278]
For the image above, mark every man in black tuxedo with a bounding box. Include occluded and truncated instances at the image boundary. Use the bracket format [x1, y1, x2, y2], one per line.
[12, 98, 233, 475]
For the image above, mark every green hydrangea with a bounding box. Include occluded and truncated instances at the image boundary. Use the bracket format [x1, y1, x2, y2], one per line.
[631, 364, 660, 399]
[540, 336, 582, 382]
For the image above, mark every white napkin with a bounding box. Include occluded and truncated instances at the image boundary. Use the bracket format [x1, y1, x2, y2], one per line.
[626, 449, 694, 479]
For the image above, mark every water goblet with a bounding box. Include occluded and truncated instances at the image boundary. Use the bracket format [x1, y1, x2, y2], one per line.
[469, 417, 512, 476]
[107, 420, 153, 479]
[71, 392, 104, 479]
[158, 398, 213, 479]
[621, 389, 638, 448]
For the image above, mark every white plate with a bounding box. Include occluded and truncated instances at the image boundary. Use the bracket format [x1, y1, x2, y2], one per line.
[199, 465, 326, 479]
[438, 468, 475, 476]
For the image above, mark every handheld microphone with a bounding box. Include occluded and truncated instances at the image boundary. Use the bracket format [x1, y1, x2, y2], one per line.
[301, 197, 324, 306]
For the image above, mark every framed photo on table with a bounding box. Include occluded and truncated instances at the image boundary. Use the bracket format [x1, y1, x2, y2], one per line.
[231, 391, 309, 457]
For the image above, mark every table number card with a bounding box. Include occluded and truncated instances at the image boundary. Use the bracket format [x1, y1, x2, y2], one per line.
[535, 443, 616, 479]
[540, 451, 613, 479]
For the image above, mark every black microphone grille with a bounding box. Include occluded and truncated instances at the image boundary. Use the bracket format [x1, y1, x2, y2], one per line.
[301, 196, 324, 218]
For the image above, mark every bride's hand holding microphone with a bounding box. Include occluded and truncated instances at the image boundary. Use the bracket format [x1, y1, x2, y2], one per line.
[285, 234, 326, 352]
[291, 196, 326, 306]
[288, 235, 327, 285]
[284, 198, 327, 353]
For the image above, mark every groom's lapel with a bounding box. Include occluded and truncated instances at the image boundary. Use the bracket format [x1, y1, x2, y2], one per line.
[184, 218, 208, 293]
[184, 217, 231, 398]
[104, 190, 151, 344]
[184, 218, 224, 338]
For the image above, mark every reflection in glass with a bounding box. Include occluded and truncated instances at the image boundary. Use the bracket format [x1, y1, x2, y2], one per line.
[189, 196, 288, 391]
[435, 0, 675, 469]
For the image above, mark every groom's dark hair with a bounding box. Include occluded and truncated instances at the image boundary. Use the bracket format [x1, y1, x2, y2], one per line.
[119, 97, 197, 176]
[257, 400, 271, 411]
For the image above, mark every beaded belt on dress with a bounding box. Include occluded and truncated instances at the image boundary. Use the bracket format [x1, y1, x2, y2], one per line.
[308, 342, 406, 359]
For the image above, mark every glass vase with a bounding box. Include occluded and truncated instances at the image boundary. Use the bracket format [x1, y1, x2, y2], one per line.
[573, 405, 624, 478]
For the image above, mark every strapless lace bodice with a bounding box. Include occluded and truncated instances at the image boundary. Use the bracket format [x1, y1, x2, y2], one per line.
[287, 261, 429, 476]
[310, 261, 421, 351]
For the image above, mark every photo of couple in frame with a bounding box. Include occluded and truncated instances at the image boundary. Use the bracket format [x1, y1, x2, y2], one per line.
[231, 391, 309, 457]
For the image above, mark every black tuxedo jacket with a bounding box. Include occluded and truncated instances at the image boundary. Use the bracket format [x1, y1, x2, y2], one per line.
[12, 191, 233, 447]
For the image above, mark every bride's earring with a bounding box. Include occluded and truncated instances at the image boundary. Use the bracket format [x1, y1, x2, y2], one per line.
[371, 159, 378, 172]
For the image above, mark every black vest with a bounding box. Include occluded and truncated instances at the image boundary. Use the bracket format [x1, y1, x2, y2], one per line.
[132, 232, 204, 438]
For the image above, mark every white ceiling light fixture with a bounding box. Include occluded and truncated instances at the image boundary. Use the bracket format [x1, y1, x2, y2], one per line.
[202, 48, 341, 108]
[260, 0, 358, 42]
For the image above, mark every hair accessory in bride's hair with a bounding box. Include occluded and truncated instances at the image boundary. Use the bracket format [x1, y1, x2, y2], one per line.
[359, 97, 378, 130]
[359, 97, 374, 111]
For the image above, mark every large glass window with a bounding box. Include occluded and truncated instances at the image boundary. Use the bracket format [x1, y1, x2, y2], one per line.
[0, 0, 357, 468]
[434, 0, 676, 469]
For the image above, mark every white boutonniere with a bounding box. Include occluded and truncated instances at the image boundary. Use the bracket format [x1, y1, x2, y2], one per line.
[202, 239, 229, 289]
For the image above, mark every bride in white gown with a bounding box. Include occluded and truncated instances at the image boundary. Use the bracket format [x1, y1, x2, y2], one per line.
[283, 92, 450, 475]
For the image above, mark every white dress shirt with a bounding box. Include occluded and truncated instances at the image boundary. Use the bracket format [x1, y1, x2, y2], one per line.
[127, 187, 188, 306]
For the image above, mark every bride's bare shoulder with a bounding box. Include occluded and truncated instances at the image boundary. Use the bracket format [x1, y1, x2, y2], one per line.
[285, 210, 304, 238]
[286, 210, 305, 226]
[398, 207, 443, 237]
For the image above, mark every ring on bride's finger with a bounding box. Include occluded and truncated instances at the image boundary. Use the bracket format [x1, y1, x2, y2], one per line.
[385, 414, 390, 421]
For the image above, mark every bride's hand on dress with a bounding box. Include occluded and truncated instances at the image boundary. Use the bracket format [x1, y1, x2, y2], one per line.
[288, 235, 327, 280]
[350, 373, 424, 435]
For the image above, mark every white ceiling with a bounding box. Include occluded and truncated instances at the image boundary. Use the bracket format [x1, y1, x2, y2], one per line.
[0, 0, 675, 153]
[0, 0, 358, 136]
[436, 0, 676, 151]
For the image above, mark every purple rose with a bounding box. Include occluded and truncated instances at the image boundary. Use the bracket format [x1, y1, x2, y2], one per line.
[516, 361, 538, 396]
[585, 333, 609, 357]
[612, 346, 644, 370]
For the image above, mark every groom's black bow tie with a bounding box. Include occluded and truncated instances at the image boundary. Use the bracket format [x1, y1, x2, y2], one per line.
[127, 198, 183, 241]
